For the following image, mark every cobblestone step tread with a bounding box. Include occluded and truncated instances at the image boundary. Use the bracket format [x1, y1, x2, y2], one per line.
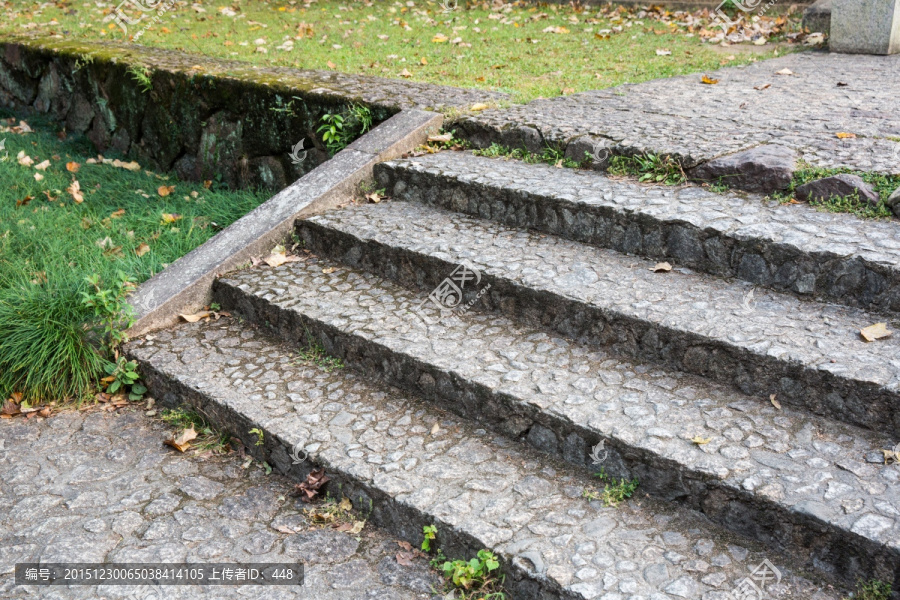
[216, 256, 900, 587]
[293, 200, 900, 436]
[128, 319, 845, 600]
[375, 151, 900, 313]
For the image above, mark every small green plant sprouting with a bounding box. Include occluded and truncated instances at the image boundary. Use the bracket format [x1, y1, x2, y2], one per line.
[583, 468, 639, 507]
[73, 53, 95, 72]
[102, 356, 147, 400]
[844, 579, 892, 600]
[608, 153, 686, 185]
[472, 142, 580, 168]
[317, 104, 373, 155]
[127, 65, 153, 93]
[270, 95, 301, 117]
[295, 329, 344, 372]
[80, 271, 135, 356]
[422, 524, 437, 552]
[249, 427, 265, 446]
[438, 549, 505, 599]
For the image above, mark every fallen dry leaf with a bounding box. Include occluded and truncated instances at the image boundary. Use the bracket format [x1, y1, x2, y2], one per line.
[339, 496, 353, 512]
[397, 540, 414, 551]
[295, 468, 331, 502]
[691, 436, 711, 445]
[769, 394, 781, 410]
[157, 185, 175, 197]
[860, 322, 892, 342]
[135, 243, 151, 257]
[349, 520, 365, 534]
[836, 132, 857, 139]
[701, 75, 718, 85]
[430, 422, 440, 435]
[365, 192, 383, 203]
[33, 173, 44, 182]
[34, 159, 50, 170]
[180, 310, 211, 323]
[399, 68, 413, 78]
[161, 213, 182, 224]
[655, 48, 671, 56]
[16, 195, 33, 208]
[396, 552, 417, 566]
[754, 83, 771, 90]
[17, 151, 34, 167]
[775, 68, 794, 76]
[110, 208, 126, 219]
[322, 266, 337, 274]
[427, 133, 453, 143]
[650, 262, 673, 273]
[264, 251, 289, 268]
[67, 180, 84, 203]
[66, 161, 80, 172]
[470, 102, 489, 111]
[164, 426, 198, 452]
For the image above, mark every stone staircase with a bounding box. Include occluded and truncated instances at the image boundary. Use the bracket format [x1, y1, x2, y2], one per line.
[128, 150, 900, 599]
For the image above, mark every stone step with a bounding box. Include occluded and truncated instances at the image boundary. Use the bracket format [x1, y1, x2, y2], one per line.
[373, 151, 900, 314]
[291, 199, 900, 438]
[128, 318, 847, 600]
[214, 255, 900, 590]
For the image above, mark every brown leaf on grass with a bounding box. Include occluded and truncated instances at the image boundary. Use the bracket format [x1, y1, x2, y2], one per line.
[650, 262, 672, 272]
[110, 208, 125, 219]
[399, 68, 413, 78]
[16, 195, 33, 208]
[161, 213, 182, 224]
[860, 322, 892, 342]
[17, 151, 34, 167]
[135, 243, 151, 257]
[67, 180, 84, 203]
[327, 60, 337, 69]
[157, 185, 175, 197]
[34, 159, 50, 171]
[164, 426, 198, 452]
[180, 310, 211, 323]
[203, 180, 212, 189]
[701, 75, 718, 85]
[66, 161, 80, 172]
[294, 468, 330, 502]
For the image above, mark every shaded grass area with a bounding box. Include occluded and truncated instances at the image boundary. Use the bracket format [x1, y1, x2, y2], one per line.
[1, 0, 809, 103]
[0, 111, 270, 402]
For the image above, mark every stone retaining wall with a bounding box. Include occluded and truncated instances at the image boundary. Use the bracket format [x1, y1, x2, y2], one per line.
[0, 36, 501, 190]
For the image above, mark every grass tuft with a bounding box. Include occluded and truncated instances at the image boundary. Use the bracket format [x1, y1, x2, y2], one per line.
[771, 164, 900, 219]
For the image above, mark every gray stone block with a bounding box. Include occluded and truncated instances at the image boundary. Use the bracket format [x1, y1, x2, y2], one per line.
[830, 0, 900, 54]
[802, 0, 831, 33]
[795, 173, 880, 205]
[688, 145, 796, 194]
[888, 186, 900, 217]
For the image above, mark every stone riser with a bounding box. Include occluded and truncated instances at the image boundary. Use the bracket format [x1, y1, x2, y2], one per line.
[295, 217, 900, 438]
[374, 160, 900, 315]
[213, 274, 900, 588]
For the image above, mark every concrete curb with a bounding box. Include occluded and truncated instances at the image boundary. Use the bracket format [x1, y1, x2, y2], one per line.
[127, 109, 442, 337]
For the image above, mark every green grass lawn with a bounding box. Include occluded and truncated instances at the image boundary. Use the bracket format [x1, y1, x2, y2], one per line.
[1, 0, 813, 103]
[0, 110, 270, 403]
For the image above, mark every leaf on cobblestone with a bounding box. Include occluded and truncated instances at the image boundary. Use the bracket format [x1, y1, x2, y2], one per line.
[396, 551, 417, 566]
[753, 83, 771, 91]
[349, 520, 365, 534]
[164, 426, 198, 452]
[295, 468, 331, 502]
[700, 75, 718, 85]
[180, 310, 211, 323]
[860, 322, 892, 342]
[882, 449, 899, 464]
[430, 422, 440, 435]
[274, 525, 297, 534]
[322, 266, 337, 274]
[836, 132, 856, 139]
[650, 262, 672, 272]
[769, 394, 781, 410]
[469, 102, 489, 112]
[397, 540, 413, 551]
[691, 436, 711, 445]
[775, 68, 794, 76]
[427, 133, 453, 143]
[365, 192, 383, 203]
[339, 497, 353, 511]
[1, 399, 21, 417]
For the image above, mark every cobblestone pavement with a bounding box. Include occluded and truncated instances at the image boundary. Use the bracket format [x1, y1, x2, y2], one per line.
[0, 409, 441, 600]
[461, 51, 900, 173]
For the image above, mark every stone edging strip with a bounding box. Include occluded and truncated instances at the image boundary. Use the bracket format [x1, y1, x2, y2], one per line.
[127, 109, 442, 337]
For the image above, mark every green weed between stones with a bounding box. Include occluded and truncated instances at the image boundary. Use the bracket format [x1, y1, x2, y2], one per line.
[0, 111, 270, 404]
[583, 467, 640, 507]
[771, 165, 900, 220]
[420, 525, 507, 600]
[317, 104, 373, 155]
[608, 152, 687, 185]
[844, 579, 892, 600]
[472, 142, 581, 168]
[295, 328, 345, 372]
[126, 64, 153, 93]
